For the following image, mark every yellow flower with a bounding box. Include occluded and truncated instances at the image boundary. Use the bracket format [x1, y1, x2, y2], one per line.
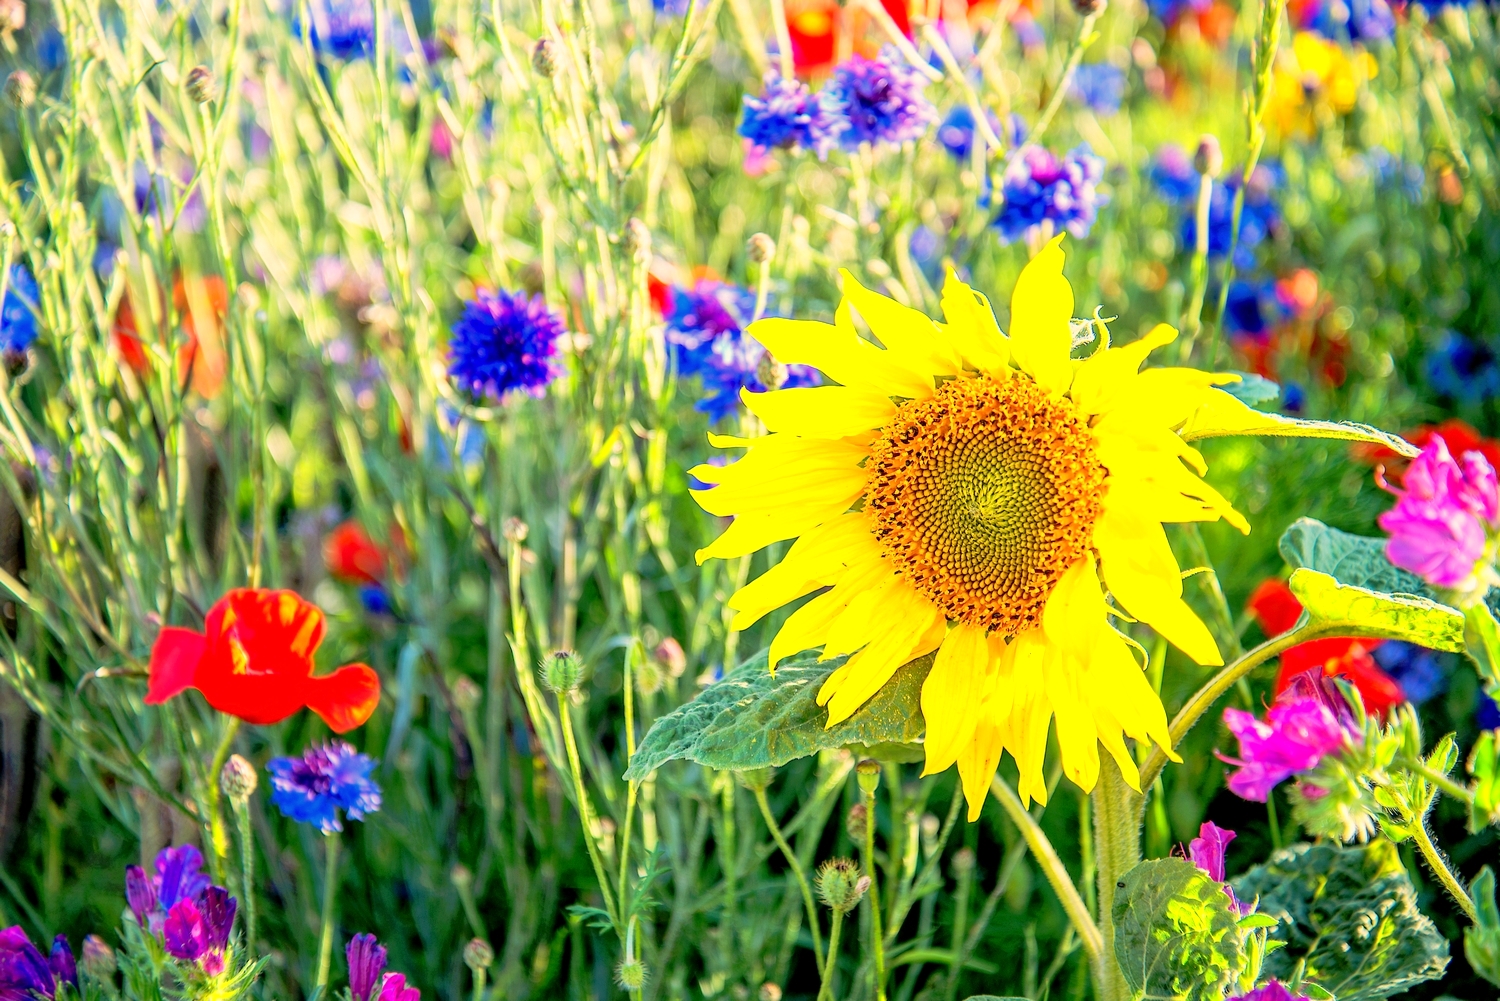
[1269, 32, 1376, 138]
[691, 238, 1395, 820]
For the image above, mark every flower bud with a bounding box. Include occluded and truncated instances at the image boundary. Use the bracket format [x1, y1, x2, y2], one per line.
[845, 802, 868, 843]
[463, 938, 494, 973]
[919, 812, 940, 851]
[856, 758, 881, 795]
[735, 767, 773, 792]
[747, 232, 776, 264]
[1194, 134, 1223, 178]
[1071, 0, 1105, 14]
[0, 0, 26, 35]
[756, 351, 786, 392]
[615, 958, 648, 991]
[6, 70, 35, 109]
[452, 675, 482, 714]
[816, 858, 870, 913]
[531, 38, 556, 78]
[79, 936, 116, 982]
[653, 637, 687, 678]
[625, 218, 652, 265]
[219, 753, 258, 804]
[501, 516, 529, 544]
[185, 66, 217, 104]
[758, 984, 783, 1001]
[952, 846, 976, 877]
[450, 863, 473, 890]
[542, 650, 585, 693]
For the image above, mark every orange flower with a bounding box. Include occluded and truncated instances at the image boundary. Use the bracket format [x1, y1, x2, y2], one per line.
[112, 273, 228, 399]
[324, 521, 389, 586]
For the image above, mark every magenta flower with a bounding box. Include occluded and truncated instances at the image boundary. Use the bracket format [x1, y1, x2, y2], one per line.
[0, 926, 55, 1001]
[346, 934, 388, 1001]
[379, 973, 420, 1001]
[163, 887, 236, 974]
[1378, 434, 1499, 590]
[1187, 821, 1245, 914]
[1229, 981, 1312, 1001]
[1218, 674, 1356, 802]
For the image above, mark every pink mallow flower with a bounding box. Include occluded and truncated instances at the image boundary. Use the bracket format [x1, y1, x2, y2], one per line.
[1218, 672, 1357, 802]
[1378, 434, 1500, 591]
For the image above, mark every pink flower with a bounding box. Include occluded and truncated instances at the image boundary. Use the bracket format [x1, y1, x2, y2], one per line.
[1229, 981, 1312, 1001]
[1378, 434, 1499, 590]
[378, 973, 420, 1001]
[1218, 673, 1356, 802]
[1187, 820, 1246, 914]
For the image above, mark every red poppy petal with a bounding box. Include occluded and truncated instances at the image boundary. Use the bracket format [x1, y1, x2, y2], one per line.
[146, 627, 208, 704]
[305, 664, 381, 733]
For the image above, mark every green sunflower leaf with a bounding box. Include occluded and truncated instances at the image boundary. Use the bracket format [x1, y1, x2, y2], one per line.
[1233, 841, 1450, 1001]
[1112, 857, 1246, 1001]
[622, 650, 931, 780]
[1286, 568, 1466, 651]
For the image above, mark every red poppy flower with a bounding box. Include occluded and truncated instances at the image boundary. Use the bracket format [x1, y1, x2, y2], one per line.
[1246, 579, 1404, 715]
[113, 274, 229, 400]
[324, 521, 388, 585]
[146, 589, 380, 733]
[787, 0, 839, 73]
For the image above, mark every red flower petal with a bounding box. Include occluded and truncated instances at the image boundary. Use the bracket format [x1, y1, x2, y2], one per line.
[145, 627, 208, 705]
[1247, 579, 1304, 636]
[305, 663, 382, 734]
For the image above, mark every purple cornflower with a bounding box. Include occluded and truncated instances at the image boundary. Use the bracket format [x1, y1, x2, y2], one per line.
[163, 888, 237, 975]
[379, 973, 420, 1001]
[1228, 982, 1312, 1001]
[1219, 673, 1357, 802]
[1186, 821, 1245, 914]
[293, 0, 375, 59]
[739, 73, 839, 158]
[1378, 434, 1500, 591]
[991, 144, 1106, 243]
[0, 926, 55, 1001]
[1069, 63, 1125, 114]
[448, 289, 566, 400]
[663, 281, 818, 421]
[347, 934, 388, 1001]
[821, 52, 935, 151]
[0, 264, 38, 353]
[268, 740, 383, 833]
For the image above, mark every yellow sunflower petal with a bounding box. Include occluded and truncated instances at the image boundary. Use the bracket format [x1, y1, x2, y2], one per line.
[840, 270, 965, 381]
[1093, 509, 1224, 666]
[920, 622, 992, 777]
[1085, 624, 1178, 768]
[1002, 629, 1054, 808]
[728, 514, 884, 630]
[821, 583, 946, 725]
[1070, 323, 1178, 417]
[747, 302, 934, 399]
[741, 386, 898, 438]
[939, 268, 1010, 375]
[1007, 234, 1074, 396]
[1093, 428, 1250, 534]
[690, 433, 868, 521]
[958, 709, 1007, 822]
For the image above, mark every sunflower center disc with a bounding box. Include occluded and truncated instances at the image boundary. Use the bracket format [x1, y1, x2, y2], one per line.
[865, 375, 1107, 636]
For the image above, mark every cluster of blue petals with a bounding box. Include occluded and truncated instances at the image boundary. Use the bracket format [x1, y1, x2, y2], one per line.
[268, 741, 383, 834]
[991, 144, 1106, 243]
[448, 289, 565, 400]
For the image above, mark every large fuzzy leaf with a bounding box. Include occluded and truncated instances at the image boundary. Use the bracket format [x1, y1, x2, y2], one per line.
[1233, 841, 1449, 1001]
[623, 650, 930, 779]
[1286, 568, 1465, 651]
[1112, 857, 1245, 1001]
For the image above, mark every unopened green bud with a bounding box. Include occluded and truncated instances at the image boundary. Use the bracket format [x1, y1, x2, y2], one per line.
[615, 958, 648, 991]
[542, 650, 585, 693]
[735, 767, 773, 792]
[79, 936, 116, 981]
[0, 0, 26, 35]
[531, 38, 556, 78]
[919, 813, 940, 855]
[452, 675, 482, 714]
[816, 858, 870, 913]
[952, 846, 976, 877]
[845, 802, 867, 843]
[6, 70, 35, 109]
[185, 66, 217, 104]
[747, 233, 776, 265]
[219, 753, 258, 804]
[501, 516, 528, 543]
[756, 352, 786, 392]
[463, 938, 494, 973]
[450, 863, 473, 890]
[857, 758, 881, 795]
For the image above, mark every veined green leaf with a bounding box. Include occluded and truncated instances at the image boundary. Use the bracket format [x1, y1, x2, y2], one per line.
[1113, 857, 1245, 1001]
[1287, 568, 1465, 651]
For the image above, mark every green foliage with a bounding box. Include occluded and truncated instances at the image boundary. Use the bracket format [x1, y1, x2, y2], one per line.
[1112, 857, 1246, 1001]
[624, 650, 930, 779]
[1469, 730, 1500, 833]
[1286, 567, 1466, 651]
[1466, 867, 1500, 989]
[1233, 841, 1450, 1001]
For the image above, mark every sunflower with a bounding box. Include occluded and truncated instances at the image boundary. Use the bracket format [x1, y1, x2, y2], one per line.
[691, 237, 1401, 819]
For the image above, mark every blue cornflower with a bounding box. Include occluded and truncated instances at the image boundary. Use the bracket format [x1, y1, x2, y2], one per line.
[448, 289, 565, 400]
[1223, 280, 1278, 337]
[293, 0, 375, 60]
[991, 144, 1106, 244]
[821, 52, 935, 151]
[1343, 0, 1396, 40]
[1280, 381, 1305, 413]
[935, 106, 1000, 162]
[1181, 168, 1282, 268]
[1150, 144, 1198, 201]
[739, 73, 840, 158]
[1069, 64, 1125, 114]
[652, 0, 692, 13]
[663, 281, 817, 421]
[1425, 331, 1500, 404]
[1365, 148, 1424, 203]
[1370, 642, 1448, 705]
[1, 264, 38, 352]
[268, 741, 382, 834]
[1147, 0, 1209, 24]
[358, 584, 394, 618]
[1480, 691, 1500, 729]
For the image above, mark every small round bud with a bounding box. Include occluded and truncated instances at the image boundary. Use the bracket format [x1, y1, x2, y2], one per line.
[1194, 134, 1223, 178]
[816, 858, 870, 913]
[79, 936, 116, 982]
[0, 0, 26, 35]
[759, 984, 783, 1001]
[624, 218, 652, 264]
[952, 846, 976, 877]
[615, 959, 648, 991]
[501, 516, 529, 544]
[185, 66, 217, 104]
[633, 654, 665, 697]
[735, 767, 773, 792]
[1071, 0, 1105, 13]
[919, 813, 940, 843]
[845, 802, 868, 843]
[531, 38, 556, 78]
[219, 754, 258, 804]
[856, 758, 881, 795]
[756, 351, 786, 392]
[541, 650, 586, 693]
[653, 637, 687, 678]
[463, 938, 493, 972]
[452, 675, 482, 714]
[6, 70, 36, 109]
[450, 863, 473, 890]
[747, 232, 776, 264]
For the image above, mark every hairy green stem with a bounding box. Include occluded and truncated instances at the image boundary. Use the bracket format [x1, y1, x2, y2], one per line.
[862, 787, 887, 1001]
[232, 798, 257, 953]
[753, 786, 825, 969]
[818, 908, 846, 1001]
[1092, 757, 1140, 1001]
[316, 832, 342, 990]
[1412, 815, 1477, 922]
[557, 696, 621, 928]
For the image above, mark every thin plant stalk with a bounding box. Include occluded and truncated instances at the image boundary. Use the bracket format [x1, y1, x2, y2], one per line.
[753, 786, 825, 969]
[817, 908, 847, 1001]
[862, 787, 888, 1001]
[315, 832, 342, 991]
[942, 855, 973, 1001]
[231, 797, 258, 952]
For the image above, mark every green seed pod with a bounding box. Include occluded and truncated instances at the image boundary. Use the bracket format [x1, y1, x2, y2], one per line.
[531, 38, 557, 78]
[219, 753, 258, 805]
[6, 70, 36, 109]
[615, 959, 648, 991]
[1194, 134, 1223, 178]
[185, 66, 217, 104]
[845, 802, 867, 843]
[80, 936, 117, 982]
[542, 650, 585, 694]
[747, 233, 776, 264]
[856, 758, 881, 795]
[735, 766, 773, 792]
[816, 858, 870, 913]
[952, 846, 976, 877]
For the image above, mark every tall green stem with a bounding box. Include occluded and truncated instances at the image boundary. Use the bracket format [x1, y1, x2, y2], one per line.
[861, 789, 887, 1001]
[232, 798, 257, 952]
[316, 832, 342, 990]
[557, 696, 620, 927]
[753, 787, 825, 969]
[1091, 757, 1140, 1001]
[817, 909, 846, 1001]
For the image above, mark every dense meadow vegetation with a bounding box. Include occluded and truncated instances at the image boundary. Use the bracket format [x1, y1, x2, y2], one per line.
[0, 0, 1498, 999]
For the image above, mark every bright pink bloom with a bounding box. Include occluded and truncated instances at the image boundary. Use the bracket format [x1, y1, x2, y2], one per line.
[1229, 981, 1311, 1001]
[1218, 674, 1356, 802]
[1378, 434, 1499, 589]
[1187, 821, 1245, 913]
[378, 973, 420, 1001]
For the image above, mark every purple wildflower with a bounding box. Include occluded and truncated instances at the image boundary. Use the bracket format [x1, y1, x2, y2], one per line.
[379, 973, 420, 1001]
[347, 934, 389, 1001]
[124, 865, 157, 925]
[162, 888, 236, 973]
[992, 144, 1106, 243]
[154, 844, 211, 911]
[935, 106, 1002, 162]
[1228, 982, 1312, 1001]
[268, 740, 383, 833]
[1150, 144, 1198, 201]
[1187, 821, 1246, 914]
[448, 289, 566, 400]
[821, 52, 935, 151]
[1219, 673, 1357, 802]
[1424, 332, 1500, 404]
[739, 73, 839, 158]
[1378, 434, 1500, 591]
[0, 926, 54, 1001]
[47, 938, 74, 989]
[1069, 63, 1125, 114]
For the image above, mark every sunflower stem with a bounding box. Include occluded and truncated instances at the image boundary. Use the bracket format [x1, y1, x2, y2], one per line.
[1091, 756, 1140, 1001]
[316, 831, 342, 991]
